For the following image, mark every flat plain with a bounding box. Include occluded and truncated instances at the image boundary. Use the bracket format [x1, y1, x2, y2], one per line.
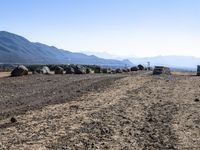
[0, 71, 200, 150]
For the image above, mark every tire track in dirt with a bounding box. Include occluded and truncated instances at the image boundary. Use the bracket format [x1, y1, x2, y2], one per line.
[136, 102, 178, 150]
[130, 76, 180, 150]
[171, 77, 200, 150]
[135, 75, 200, 150]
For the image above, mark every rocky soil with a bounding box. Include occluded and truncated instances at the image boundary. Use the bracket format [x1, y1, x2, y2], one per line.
[0, 72, 200, 150]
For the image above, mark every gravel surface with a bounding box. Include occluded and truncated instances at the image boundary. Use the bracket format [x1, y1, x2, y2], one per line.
[0, 73, 127, 120]
[0, 72, 200, 150]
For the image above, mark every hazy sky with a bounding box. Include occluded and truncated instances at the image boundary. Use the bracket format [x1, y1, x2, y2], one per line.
[1, 0, 200, 58]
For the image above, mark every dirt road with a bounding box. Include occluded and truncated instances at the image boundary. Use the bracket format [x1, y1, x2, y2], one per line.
[0, 72, 200, 149]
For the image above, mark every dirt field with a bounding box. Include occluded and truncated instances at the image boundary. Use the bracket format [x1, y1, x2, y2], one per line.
[0, 72, 200, 149]
[0, 72, 10, 78]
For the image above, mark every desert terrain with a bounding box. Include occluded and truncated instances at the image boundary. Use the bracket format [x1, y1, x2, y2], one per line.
[0, 71, 200, 150]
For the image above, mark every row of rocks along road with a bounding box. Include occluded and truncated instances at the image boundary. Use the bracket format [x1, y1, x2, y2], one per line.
[0, 72, 200, 149]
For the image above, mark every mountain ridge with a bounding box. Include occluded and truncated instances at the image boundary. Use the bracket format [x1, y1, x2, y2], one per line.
[0, 31, 133, 66]
[84, 50, 200, 70]
[129, 55, 200, 70]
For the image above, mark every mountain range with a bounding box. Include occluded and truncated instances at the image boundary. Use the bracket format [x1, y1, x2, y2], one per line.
[0, 31, 132, 67]
[129, 56, 200, 70]
[83, 51, 200, 70]
[1, 31, 200, 70]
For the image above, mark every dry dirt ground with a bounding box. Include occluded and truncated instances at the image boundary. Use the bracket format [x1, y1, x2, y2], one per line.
[0, 72, 11, 78]
[0, 72, 200, 150]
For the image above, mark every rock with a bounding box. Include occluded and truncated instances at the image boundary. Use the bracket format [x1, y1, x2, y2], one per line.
[54, 66, 64, 74]
[138, 64, 144, 70]
[65, 66, 75, 74]
[73, 65, 86, 74]
[86, 68, 91, 74]
[94, 66, 101, 73]
[194, 98, 199, 102]
[10, 117, 17, 123]
[122, 68, 129, 72]
[111, 69, 116, 74]
[131, 66, 138, 71]
[11, 65, 28, 77]
[115, 68, 122, 73]
[34, 66, 51, 75]
[101, 68, 108, 73]
[42, 66, 51, 74]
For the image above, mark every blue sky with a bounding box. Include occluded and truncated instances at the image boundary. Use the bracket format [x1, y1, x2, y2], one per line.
[1, 0, 200, 58]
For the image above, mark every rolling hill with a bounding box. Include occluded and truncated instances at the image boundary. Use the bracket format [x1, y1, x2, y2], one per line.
[0, 31, 132, 67]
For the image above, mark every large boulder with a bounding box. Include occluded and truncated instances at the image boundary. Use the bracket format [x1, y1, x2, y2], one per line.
[65, 66, 75, 74]
[111, 69, 116, 74]
[115, 68, 123, 73]
[11, 65, 28, 77]
[73, 65, 86, 74]
[101, 68, 108, 73]
[94, 66, 101, 73]
[34, 66, 51, 74]
[131, 66, 138, 71]
[86, 68, 91, 74]
[54, 66, 64, 74]
[122, 68, 130, 72]
[138, 64, 144, 70]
